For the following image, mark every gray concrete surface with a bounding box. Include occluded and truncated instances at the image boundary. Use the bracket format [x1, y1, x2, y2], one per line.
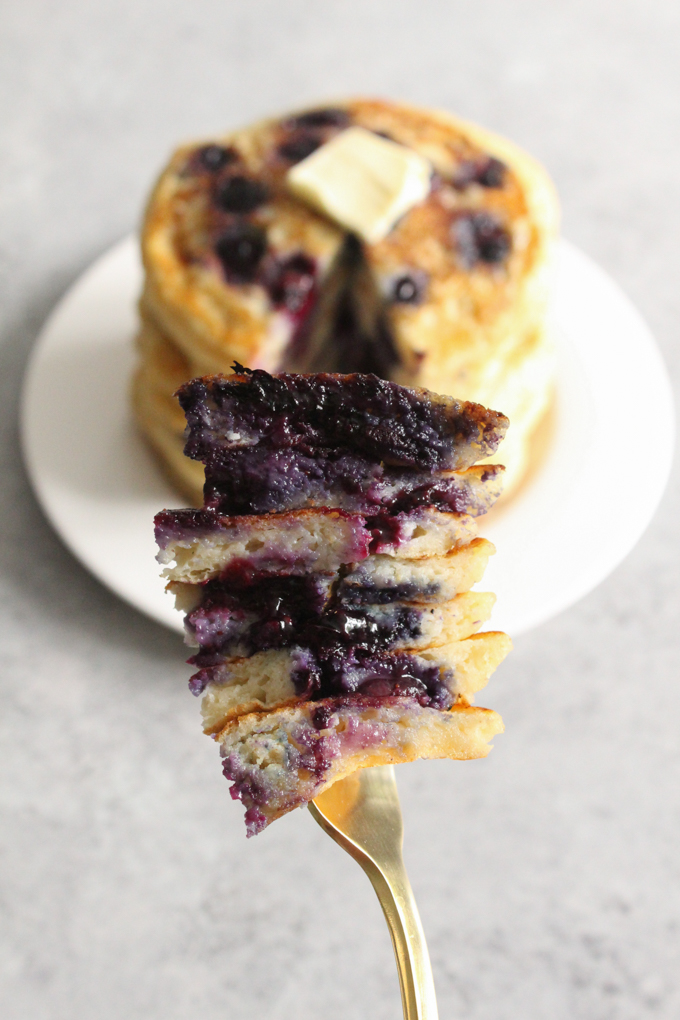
[1, 2, 679, 1017]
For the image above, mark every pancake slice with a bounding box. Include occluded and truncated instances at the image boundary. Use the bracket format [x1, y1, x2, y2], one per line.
[198, 631, 511, 734]
[178, 369, 508, 472]
[153, 367, 510, 833]
[218, 699, 504, 835]
[156, 508, 486, 585]
[337, 539, 494, 604]
[176, 368, 506, 516]
[179, 587, 496, 663]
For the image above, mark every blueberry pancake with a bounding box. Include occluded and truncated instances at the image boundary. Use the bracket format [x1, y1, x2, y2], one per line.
[182, 583, 494, 665]
[183, 591, 497, 667]
[155, 370, 510, 833]
[336, 542, 494, 604]
[218, 700, 504, 836]
[197, 631, 511, 736]
[136, 97, 558, 500]
[167, 540, 496, 653]
[174, 368, 507, 517]
[176, 370, 507, 471]
[155, 508, 487, 585]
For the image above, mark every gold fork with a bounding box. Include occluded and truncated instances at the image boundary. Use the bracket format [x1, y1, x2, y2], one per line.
[309, 765, 439, 1020]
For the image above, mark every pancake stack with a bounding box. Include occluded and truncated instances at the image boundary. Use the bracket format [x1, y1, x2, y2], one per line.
[134, 97, 558, 504]
[155, 369, 511, 834]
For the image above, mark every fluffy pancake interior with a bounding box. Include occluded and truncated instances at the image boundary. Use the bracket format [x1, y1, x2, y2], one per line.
[217, 698, 505, 834]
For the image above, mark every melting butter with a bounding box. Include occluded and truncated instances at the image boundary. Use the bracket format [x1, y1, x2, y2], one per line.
[286, 126, 432, 243]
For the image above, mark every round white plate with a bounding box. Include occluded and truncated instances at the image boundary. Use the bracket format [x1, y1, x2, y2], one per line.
[21, 236, 674, 636]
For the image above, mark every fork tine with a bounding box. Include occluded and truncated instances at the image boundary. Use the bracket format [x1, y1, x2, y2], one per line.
[310, 766, 439, 1020]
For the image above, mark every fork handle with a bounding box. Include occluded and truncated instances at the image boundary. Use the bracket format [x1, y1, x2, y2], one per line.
[360, 857, 439, 1020]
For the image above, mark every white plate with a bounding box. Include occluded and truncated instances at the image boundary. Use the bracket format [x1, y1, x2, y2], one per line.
[20, 236, 674, 636]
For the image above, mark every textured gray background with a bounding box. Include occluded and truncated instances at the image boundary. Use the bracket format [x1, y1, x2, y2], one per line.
[1, 2, 679, 1018]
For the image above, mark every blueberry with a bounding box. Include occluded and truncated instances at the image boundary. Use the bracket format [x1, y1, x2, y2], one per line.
[359, 679, 394, 698]
[312, 705, 335, 730]
[215, 224, 267, 281]
[278, 133, 323, 163]
[288, 108, 350, 129]
[392, 273, 426, 304]
[197, 144, 238, 172]
[477, 157, 506, 188]
[267, 253, 316, 313]
[452, 211, 511, 267]
[216, 175, 269, 213]
[453, 156, 507, 189]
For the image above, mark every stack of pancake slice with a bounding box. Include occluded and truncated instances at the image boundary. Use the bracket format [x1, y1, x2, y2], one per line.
[155, 369, 511, 835]
[135, 97, 558, 506]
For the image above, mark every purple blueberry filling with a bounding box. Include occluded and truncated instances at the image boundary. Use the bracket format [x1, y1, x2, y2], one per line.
[200, 644, 453, 710]
[200, 447, 502, 516]
[177, 369, 507, 473]
[216, 175, 269, 213]
[291, 648, 454, 709]
[186, 574, 426, 665]
[185, 573, 332, 658]
[366, 510, 415, 552]
[223, 764, 272, 837]
[452, 212, 511, 268]
[154, 507, 224, 548]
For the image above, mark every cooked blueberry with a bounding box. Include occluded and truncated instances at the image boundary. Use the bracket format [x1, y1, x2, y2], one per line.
[278, 133, 323, 163]
[216, 175, 269, 213]
[312, 704, 335, 730]
[452, 212, 511, 267]
[453, 156, 507, 189]
[289, 108, 350, 129]
[267, 253, 316, 313]
[392, 273, 426, 304]
[198, 144, 238, 171]
[477, 157, 506, 188]
[215, 224, 267, 281]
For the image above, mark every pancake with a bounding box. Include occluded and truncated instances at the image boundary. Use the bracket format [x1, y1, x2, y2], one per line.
[155, 369, 511, 833]
[183, 591, 497, 663]
[156, 508, 489, 585]
[217, 699, 504, 835]
[198, 630, 511, 734]
[135, 97, 558, 500]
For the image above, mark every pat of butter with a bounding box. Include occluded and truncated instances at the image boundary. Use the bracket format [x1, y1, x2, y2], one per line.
[286, 126, 432, 243]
